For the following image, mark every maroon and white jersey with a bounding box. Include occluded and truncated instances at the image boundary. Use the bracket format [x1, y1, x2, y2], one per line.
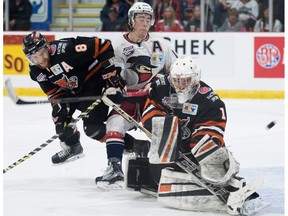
[113, 33, 177, 91]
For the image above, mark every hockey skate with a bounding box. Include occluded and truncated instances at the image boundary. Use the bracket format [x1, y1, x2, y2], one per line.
[51, 142, 84, 164]
[239, 192, 270, 216]
[95, 161, 124, 189]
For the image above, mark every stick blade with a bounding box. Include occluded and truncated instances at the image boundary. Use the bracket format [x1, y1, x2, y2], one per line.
[4, 78, 20, 104]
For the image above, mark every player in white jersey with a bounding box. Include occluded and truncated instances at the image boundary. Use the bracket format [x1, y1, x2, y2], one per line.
[95, 2, 177, 188]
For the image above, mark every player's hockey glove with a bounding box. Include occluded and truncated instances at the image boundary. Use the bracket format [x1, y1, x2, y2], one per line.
[52, 103, 74, 142]
[103, 87, 123, 105]
[102, 66, 126, 90]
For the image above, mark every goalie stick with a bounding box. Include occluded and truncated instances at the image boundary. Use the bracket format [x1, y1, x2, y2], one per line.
[100, 101, 265, 214]
[3, 98, 102, 174]
[4, 78, 149, 105]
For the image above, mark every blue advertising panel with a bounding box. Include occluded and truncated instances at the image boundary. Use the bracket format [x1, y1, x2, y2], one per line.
[30, 0, 52, 30]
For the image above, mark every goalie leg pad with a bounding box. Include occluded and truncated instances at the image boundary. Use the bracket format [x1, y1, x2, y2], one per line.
[158, 168, 227, 213]
[149, 116, 179, 164]
[192, 135, 240, 185]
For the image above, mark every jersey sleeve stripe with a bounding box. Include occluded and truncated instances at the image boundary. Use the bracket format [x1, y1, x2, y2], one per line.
[195, 120, 226, 130]
[93, 38, 100, 59]
[142, 108, 165, 125]
[98, 40, 111, 56]
[46, 87, 59, 96]
[84, 63, 102, 81]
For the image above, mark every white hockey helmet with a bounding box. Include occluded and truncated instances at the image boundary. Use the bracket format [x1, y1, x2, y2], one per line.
[170, 55, 201, 103]
[128, 2, 155, 27]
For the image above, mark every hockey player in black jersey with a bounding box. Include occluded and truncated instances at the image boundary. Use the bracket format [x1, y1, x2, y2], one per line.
[22, 31, 126, 164]
[127, 55, 269, 215]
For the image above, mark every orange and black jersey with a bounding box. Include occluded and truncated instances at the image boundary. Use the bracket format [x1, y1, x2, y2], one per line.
[29, 36, 114, 100]
[142, 75, 227, 152]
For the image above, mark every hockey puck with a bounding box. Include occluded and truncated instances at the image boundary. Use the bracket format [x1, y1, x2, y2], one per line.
[266, 121, 276, 129]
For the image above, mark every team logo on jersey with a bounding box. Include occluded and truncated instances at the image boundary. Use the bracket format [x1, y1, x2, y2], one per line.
[179, 117, 191, 139]
[54, 75, 78, 89]
[50, 64, 63, 75]
[50, 44, 56, 56]
[198, 87, 211, 94]
[36, 73, 48, 82]
[162, 94, 183, 109]
[162, 96, 177, 107]
[127, 56, 157, 83]
[182, 103, 198, 115]
[123, 45, 135, 56]
[151, 53, 164, 64]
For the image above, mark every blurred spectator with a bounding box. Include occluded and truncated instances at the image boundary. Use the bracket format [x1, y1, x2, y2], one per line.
[154, 6, 183, 31]
[153, 0, 180, 23]
[124, 0, 135, 7]
[182, 7, 195, 27]
[230, 0, 259, 31]
[218, 8, 246, 31]
[179, 0, 199, 24]
[184, 4, 213, 32]
[258, 0, 284, 31]
[4, 0, 32, 31]
[213, 0, 237, 29]
[253, 4, 282, 32]
[100, 0, 130, 31]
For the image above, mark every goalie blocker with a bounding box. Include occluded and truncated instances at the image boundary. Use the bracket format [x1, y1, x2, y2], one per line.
[126, 116, 268, 215]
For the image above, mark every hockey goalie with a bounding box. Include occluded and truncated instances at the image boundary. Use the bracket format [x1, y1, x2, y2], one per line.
[126, 55, 269, 215]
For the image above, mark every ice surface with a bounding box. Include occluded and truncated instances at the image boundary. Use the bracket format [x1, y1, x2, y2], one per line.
[3, 97, 285, 216]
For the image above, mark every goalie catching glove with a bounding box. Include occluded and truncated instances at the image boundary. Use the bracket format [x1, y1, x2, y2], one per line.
[191, 134, 240, 185]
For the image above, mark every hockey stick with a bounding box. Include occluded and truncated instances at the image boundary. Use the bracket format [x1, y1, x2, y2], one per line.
[4, 78, 101, 105]
[101, 95, 152, 139]
[99, 99, 264, 213]
[4, 78, 148, 105]
[3, 98, 102, 174]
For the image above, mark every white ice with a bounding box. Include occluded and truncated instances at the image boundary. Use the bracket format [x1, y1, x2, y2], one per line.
[3, 97, 285, 216]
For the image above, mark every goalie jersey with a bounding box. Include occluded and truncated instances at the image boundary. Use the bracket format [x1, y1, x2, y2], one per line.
[113, 33, 177, 91]
[142, 75, 227, 152]
[29, 36, 115, 100]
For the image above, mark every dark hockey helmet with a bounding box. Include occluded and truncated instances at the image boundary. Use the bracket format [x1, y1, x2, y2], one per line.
[22, 31, 48, 56]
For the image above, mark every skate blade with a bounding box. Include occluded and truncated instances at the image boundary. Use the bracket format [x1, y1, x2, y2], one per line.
[52, 153, 85, 166]
[95, 181, 125, 190]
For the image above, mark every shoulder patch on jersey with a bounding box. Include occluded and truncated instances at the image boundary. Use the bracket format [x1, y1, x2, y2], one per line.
[198, 87, 211, 94]
[122, 45, 135, 57]
[50, 44, 57, 56]
[50, 64, 64, 75]
[182, 103, 198, 115]
[151, 53, 164, 65]
[36, 73, 48, 82]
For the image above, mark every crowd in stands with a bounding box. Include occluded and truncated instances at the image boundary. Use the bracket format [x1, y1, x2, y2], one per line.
[99, 0, 284, 32]
[4, 0, 284, 32]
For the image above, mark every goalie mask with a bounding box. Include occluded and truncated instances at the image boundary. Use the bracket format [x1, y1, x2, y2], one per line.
[128, 2, 155, 28]
[22, 31, 50, 68]
[170, 55, 201, 103]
